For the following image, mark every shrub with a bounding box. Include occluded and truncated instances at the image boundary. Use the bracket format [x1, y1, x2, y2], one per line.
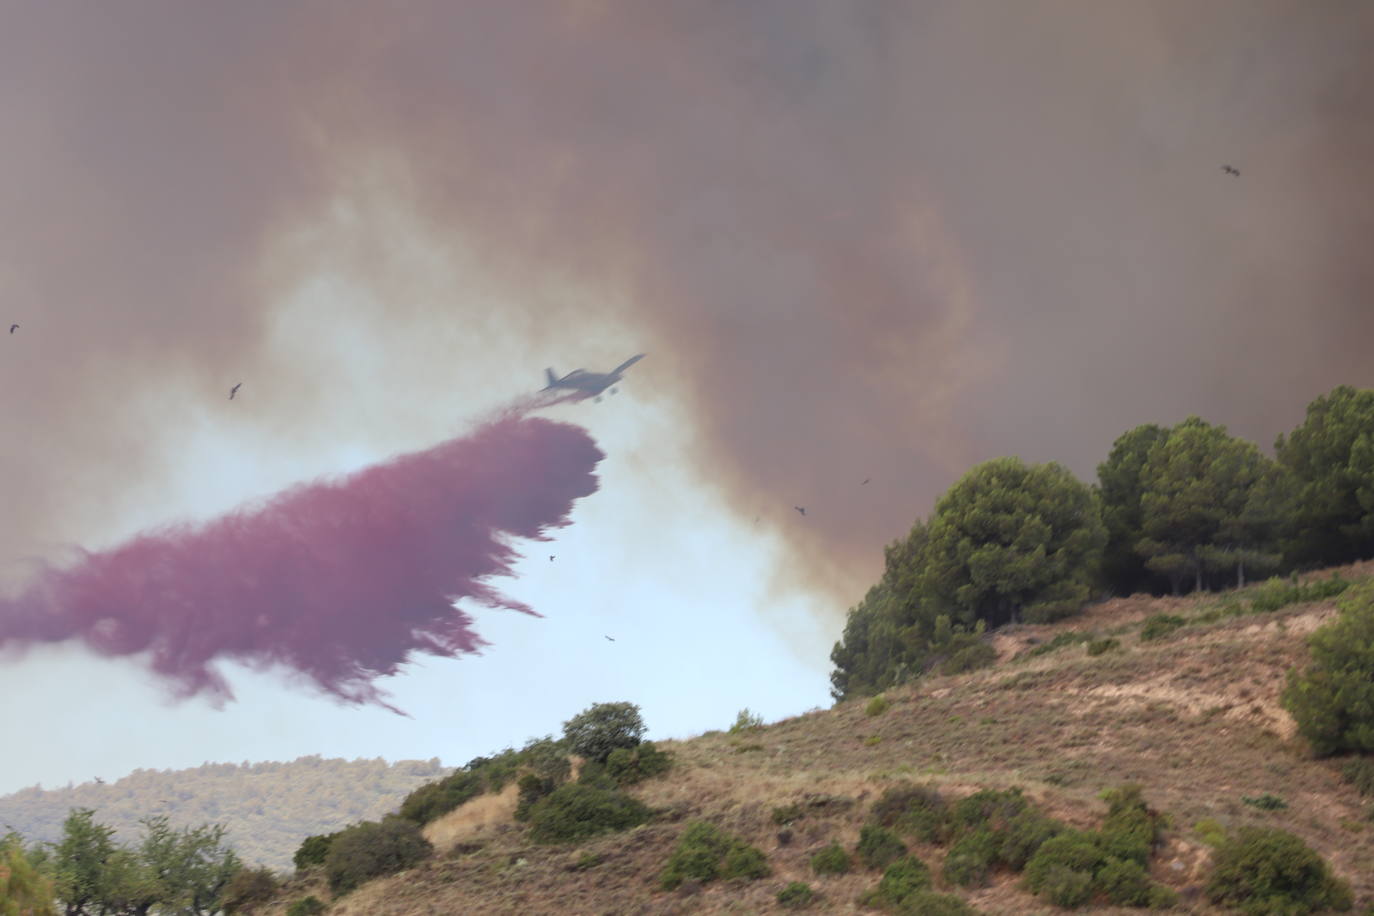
[810, 843, 851, 876]
[870, 783, 950, 843]
[286, 898, 326, 916]
[1140, 613, 1186, 641]
[562, 702, 647, 763]
[1024, 831, 1106, 904]
[866, 695, 890, 717]
[772, 803, 805, 826]
[1342, 757, 1374, 796]
[777, 881, 816, 908]
[1097, 857, 1152, 907]
[515, 772, 556, 822]
[1099, 784, 1162, 865]
[1000, 811, 1065, 870]
[1250, 574, 1349, 614]
[1193, 817, 1227, 847]
[324, 818, 432, 895]
[570, 851, 603, 871]
[605, 741, 673, 786]
[873, 856, 932, 907]
[1205, 826, 1353, 915]
[949, 788, 1031, 835]
[1242, 793, 1288, 811]
[1281, 580, 1374, 756]
[221, 866, 279, 914]
[1087, 637, 1121, 656]
[660, 821, 770, 890]
[1035, 864, 1095, 908]
[1025, 631, 1089, 658]
[730, 708, 765, 733]
[397, 769, 485, 825]
[856, 824, 908, 870]
[293, 831, 339, 869]
[943, 829, 999, 887]
[526, 783, 652, 844]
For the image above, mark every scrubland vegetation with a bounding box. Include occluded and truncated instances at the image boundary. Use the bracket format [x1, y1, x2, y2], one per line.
[6, 385, 1374, 914]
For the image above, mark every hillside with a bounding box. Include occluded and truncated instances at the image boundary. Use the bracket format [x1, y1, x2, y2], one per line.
[254, 565, 1374, 914]
[0, 756, 450, 870]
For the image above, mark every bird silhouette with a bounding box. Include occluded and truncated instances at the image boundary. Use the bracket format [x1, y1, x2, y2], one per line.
[862, 478, 870, 485]
[229, 383, 242, 400]
[794, 506, 807, 516]
[549, 555, 555, 562]
[1221, 165, 1240, 176]
[8, 324, 17, 334]
[605, 635, 615, 642]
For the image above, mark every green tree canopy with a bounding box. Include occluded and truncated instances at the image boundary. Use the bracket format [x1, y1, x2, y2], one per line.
[1136, 417, 1278, 593]
[1096, 424, 1170, 596]
[1276, 384, 1374, 568]
[561, 703, 646, 763]
[920, 457, 1106, 627]
[1, 833, 56, 916]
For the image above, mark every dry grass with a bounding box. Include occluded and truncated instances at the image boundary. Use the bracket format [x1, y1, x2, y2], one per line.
[252, 564, 1374, 914]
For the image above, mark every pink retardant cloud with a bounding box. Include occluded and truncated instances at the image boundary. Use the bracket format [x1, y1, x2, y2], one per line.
[0, 405, 602, 713]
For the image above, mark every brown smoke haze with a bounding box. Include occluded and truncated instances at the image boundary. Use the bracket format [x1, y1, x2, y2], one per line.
[2, 0, 1372, 615]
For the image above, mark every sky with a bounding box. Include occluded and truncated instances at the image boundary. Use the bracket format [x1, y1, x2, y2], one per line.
[2, 0, 1373, 794]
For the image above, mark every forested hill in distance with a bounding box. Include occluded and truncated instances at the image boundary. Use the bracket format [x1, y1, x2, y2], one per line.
[0, 756, 451, 870]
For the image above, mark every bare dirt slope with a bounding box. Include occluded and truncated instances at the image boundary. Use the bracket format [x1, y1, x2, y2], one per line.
[260, 568, 1374, 915]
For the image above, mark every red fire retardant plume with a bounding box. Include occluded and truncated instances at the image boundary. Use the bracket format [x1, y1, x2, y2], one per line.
[0, 409, 603, 713]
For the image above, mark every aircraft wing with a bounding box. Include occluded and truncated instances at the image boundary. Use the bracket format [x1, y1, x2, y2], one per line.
[611, 354, 646, 375]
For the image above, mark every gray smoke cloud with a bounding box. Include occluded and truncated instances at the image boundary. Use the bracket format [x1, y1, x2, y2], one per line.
[1, 0, 1370, 614]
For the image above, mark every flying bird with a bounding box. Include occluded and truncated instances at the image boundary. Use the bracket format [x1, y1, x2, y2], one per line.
[794, 506, 807, 516]
[1221, 165, 1240, 176]
[862, 478, 870, 485]
[8, 324, 16, 334]
[605, 635, 615, 642]
[229, 383, 242, 400]
[549, 555, 555, 562]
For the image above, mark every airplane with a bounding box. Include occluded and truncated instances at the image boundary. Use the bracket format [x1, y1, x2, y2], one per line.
[542, 354, 645, 402]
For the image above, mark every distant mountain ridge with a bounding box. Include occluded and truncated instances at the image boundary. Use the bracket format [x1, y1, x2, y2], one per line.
[0, 755, 451, 871]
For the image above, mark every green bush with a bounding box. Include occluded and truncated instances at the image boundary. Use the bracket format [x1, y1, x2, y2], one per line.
[1193, 817, 1227, 847]
[605, 741, 673, 786]
[1140, 613, 1186, 641]
[397, 768, 485, 825]
[1342, 757, 1374, 796]
[1035, 864, 1095, 908]
[872, 856, 932, 907]
[1024, 831, 1106, 906]
[870, 783, 950, 843]
[856, 824, 908, 870]
[562, 702, 647, 763]
[1281, 580, 1374, 756]
[1097, 857, 1152, 907]
[286, 897, 326, 916]
[1025, 631, 1089, 658]
[810, 843, 851, 876]
[866, 695, 890, 717]
[515, 772, 556, 822]
[1099, 784, 1162, 865]
[943, 829, 999, 888]
[659, 821, 770, 890]
[939, 641, 999, 675]
[1250, 575, 1349, 614]
[1087, 637, 1121, 656]
[1242, 793, 1288, 811]
[772, 803, 804, 826]
[999, 811, 1065, 870]
[730, 708, 765, 733]
[1205, 826, 1352, 915]
[293, 831, 340, 869]
[221, 866, 279, 914]
[777, 881, 816, 908]
[949, 788, 1031, 835]
[526, 783, 652, 844]
[324, 818, 432, 895]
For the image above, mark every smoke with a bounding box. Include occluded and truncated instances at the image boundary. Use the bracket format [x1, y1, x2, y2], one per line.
[2, 0, 1371, 624]
[0, 402, 603, 712]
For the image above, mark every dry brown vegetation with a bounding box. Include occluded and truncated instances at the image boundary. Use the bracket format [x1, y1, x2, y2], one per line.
[258, 565, 1374, 914]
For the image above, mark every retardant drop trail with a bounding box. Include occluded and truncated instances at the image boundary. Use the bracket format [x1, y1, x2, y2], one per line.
[0, 403, 603, 713]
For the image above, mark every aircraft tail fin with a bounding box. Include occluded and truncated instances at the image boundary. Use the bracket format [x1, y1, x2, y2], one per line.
[544, 368, 557, 389]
